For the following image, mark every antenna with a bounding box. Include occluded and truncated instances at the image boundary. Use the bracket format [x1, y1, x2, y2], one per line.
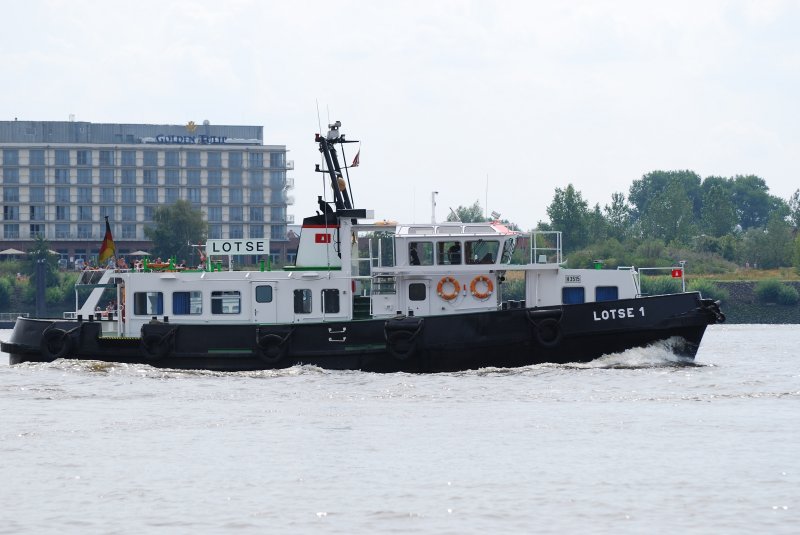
[431, 191, 438, 224]
[449, 207, 462, 222]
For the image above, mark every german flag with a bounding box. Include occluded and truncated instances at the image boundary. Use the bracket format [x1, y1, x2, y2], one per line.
[98, 216, 116, 265]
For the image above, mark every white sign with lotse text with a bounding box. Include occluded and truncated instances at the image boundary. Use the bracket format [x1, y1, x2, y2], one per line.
[206, 239, 270, 256]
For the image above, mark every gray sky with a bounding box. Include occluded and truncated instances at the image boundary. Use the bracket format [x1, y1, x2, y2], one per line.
[3, 0, 798, 230]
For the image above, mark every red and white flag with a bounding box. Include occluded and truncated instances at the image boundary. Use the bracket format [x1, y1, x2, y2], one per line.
[351, 149, 360, 167]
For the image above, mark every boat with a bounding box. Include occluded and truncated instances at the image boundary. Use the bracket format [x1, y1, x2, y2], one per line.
[1, 121, 725, 372]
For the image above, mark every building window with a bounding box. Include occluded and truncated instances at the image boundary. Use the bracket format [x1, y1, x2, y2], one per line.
[293, 289, 312, 314]
[255, 285, 273, 303]
[144, 188, 158, 203]
[211, 291, 240, 314]
[78, 187, 92, 203]
[4, 224, 19, 239]
[249, 207, 263, 221]
[29, 224, 44, 238]
[206, 152, 221, 168]
[121, 224, 136, 239]
[78, 206, 93, 221]
[322, 289, 340, 313]
[186, 152, 200, 167]
[207, 188, 221, 204]
[173, 291, 202, 315]
[100, 168, 115, 184]
[229, 188, 243, 203]
[208, 224, 222, 239]
[165, 168, 180, 185]
[55, 223, 70, 238]
[143, 206, 155, 221]
[55, 168, 70, 184]
[165, 188, 179, 203]
[77, 168, 92, 184]
[121, 169, 136, 185]
[165, 150, 179, 167]
[229, 206, 243, 221]
[248, 170, 263, 186]
[3, 168, 19, 184]
[29, 168, 45, 184]
[29, 187, 45, 203]
[408, 242, 433, 266]
[143, 169, 158, 185]
[228, 152, 242, 168]
[186, 188, 201, 204]
[270, 152, 285, 168]
[3, 187, 19, 202]
[76, 150, 92, 166]
[562, 287, 585, 305]
[270, 171, 286, 188]
[143, 150, 158, 167]
[208, 169, 221, 185]
[186, 170, 201, 185]
[56, 206, 70, 221]
[55, 149, 70, 166]
[121, 187, 136, 203]
[100, 206, 115, 220]
[207, 206, 222, 221]
[121, 206, 136, 221]
[55, 187, 71, 202]
[595, 286, 619, 302]
[99, 150, 115, 166]
[3, 206, 19, 220]
[77, 223, 93, 238]
[271, 225, 287, 240]
[229, 170, 242, 185]
[29, 149, 45, 166]
[134, 291, 164, 316]
[249, 225, 264, 238]
[3, 149, 18, 166]
[249, 188, 263, 203]
[101, 188, 115, 203]
[29, 205, 45, 221]
[248, 152, 263, 168]
[229, 224, 243, 239]
[121, 150, 136, 166]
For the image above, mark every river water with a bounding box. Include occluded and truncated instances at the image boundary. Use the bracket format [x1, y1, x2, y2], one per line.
[1, 325, 798, 534]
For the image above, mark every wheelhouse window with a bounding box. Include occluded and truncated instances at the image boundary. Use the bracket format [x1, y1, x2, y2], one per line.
[595, 286, 619, 302]
[409, 283, 427, 301]
[408, 241, 433, 266]
[256, 285, 273, 303]
[562, 287, 585, 305]
[134, 291, 163, 315]
[211, 291, 241, 314]
[437, 241, 462, 265]
[322, 289, 340, 313]
[465, 240, 500, 264]
[294, 289, 312, 314]
[501, 238, 516, 263]
[172, 291, 202, 315]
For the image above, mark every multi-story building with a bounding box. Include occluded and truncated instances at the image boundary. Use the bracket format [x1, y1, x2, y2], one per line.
[0, 119, 295, 266]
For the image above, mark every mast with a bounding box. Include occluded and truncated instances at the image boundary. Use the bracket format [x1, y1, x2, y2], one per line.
[315, 121, 357, 211]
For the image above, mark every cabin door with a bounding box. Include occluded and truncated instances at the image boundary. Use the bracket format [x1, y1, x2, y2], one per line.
[404, 280, 430, 316]
[252, 283, 277, 323]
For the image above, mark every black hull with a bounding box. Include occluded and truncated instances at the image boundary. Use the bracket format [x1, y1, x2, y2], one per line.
[2, 293, 723, 373]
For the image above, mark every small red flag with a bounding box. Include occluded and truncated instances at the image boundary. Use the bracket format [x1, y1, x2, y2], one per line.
[351, 149, 360, 168]
[671, 269, 683, 278]
[315, 233, 331, 244]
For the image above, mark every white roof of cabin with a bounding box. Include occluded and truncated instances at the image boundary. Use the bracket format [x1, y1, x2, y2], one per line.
[396, 222, 517, 237]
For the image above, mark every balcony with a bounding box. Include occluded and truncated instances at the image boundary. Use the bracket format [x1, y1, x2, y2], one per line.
[285, 177, 295, 189]
[286, 160, 294, 170]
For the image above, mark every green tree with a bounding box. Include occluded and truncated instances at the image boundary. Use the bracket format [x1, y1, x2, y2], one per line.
[546, 184, 589, 251]
[26, 234, 59, 287]
[743, 213, 794, 269]
[701, 183, 737, 237]
[793, 234, 800, 275]
[730, 174, 780, 230]
[788, 189, 800, 229]
[604, 192, 630, 241]
[629, 170, 702, 224]
[447, 200, 487, 223]
[639, 180, 696, 244]
[587, 203, 608, 244]
[144, 200, 208, 262]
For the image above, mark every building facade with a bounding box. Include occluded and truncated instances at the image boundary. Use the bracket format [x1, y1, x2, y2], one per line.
[0, 120, 294, 265]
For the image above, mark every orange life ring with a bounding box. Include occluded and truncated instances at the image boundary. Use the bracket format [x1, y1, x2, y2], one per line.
[470, 275, 494, 300]
[437, 276, 461, 300]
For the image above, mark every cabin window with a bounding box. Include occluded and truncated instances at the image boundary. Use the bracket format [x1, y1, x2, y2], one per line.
[465, 240, 500, 264]
[562, 287, 585, 305]
[172, 291, 202, 315]
[408, 283, 427, 301]
[256, 285, 273, 303]
[294, 289, 312, 314]
[595, 286, 619, 302]
[501, 238, 516, 263]
[322, 289, 340, 313]
[133, 292, 163, 316]
[211, 291, 241, 314]
[408, 241, 433, 266]
[437, 241, 462, 265]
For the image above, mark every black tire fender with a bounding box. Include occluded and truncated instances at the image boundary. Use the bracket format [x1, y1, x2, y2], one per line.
[535, 317, 562, 348]
[41, 328, 72, 360]
[256, 333, 289, 365]
[140, 333, 171, 361]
